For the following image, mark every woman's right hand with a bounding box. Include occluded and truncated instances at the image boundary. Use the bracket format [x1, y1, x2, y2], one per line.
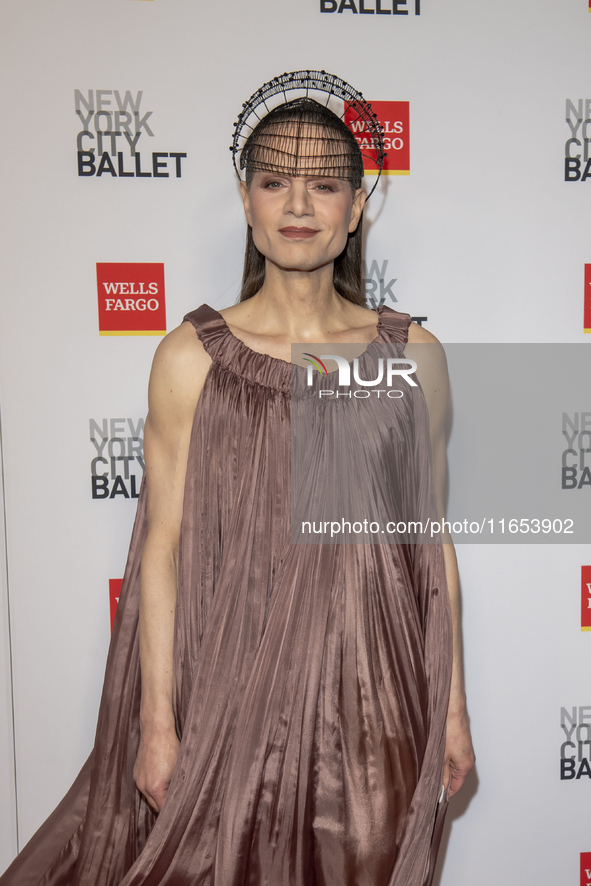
[133, 725, 181, 813]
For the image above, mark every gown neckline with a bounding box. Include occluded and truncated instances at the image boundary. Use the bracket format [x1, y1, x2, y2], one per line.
[205, 303, 387, 370]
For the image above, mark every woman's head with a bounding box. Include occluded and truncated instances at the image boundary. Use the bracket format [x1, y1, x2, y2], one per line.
[238, 98, 367, 304]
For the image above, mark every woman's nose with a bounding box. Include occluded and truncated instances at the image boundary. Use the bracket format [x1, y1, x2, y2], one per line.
[283, 179, 314, 217]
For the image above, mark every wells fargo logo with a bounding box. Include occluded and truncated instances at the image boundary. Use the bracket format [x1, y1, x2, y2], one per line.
[345, 101, 410, 175]
[585, 265, 591, 333]
[96, 262, 166, 335]
[582, 853, 591, 886]
[109, 579, 122, 631]
[583, 566, 591, 631]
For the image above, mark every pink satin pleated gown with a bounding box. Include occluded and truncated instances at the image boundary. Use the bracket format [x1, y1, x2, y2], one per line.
[0, 303, 452, 886]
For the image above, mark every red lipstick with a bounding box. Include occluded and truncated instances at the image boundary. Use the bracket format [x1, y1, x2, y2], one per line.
[279, 227, 319, 239]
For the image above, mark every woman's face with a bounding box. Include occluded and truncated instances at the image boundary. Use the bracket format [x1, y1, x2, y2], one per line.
[241, 170, 366, 274]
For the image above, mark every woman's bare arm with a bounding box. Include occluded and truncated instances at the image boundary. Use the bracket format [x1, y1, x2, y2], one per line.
[133, 321, 211, 812]
[407, 322, 476, 797]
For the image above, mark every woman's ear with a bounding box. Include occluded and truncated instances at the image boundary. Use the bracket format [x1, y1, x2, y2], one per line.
[240, 181, 253, 227]
[348, 187, 367, 234]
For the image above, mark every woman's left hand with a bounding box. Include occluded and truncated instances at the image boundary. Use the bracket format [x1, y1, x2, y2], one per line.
[443, 708, 475, 797]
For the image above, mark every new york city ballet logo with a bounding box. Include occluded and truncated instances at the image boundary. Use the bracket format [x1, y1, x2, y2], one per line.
[363, 259, 397, 308]
[320, 0, 420, 15]
[582, 566, 591, 632]
[90, 417, 144, 500]
[109, 579, 123, 631]
[96, 263, 166, 335]
[582, 853, 591, 886]
[564, 100, 591, 182]
[585, 265, 591, 333]
[345, 101, 410, 176]
[561, 412, 591, 490]
[361, 259, 427, 324]
[560, 706, 591, 781]
[75, 89, 187, 179]
[304, 353, 417, 399]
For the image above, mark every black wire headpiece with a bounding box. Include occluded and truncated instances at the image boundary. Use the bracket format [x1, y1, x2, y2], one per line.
[230, 70, 386, 199]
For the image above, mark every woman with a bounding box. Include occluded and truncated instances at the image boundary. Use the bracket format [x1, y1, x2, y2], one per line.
[0, 73, 474, 886]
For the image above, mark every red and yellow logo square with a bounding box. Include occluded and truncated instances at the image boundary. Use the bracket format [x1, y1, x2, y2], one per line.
[345, 100, 410, 176]
[96, 262, 166, 336]
[582, 567, 591, 631]
[585, 264, 591, 333]
[109, 578, 123, 632]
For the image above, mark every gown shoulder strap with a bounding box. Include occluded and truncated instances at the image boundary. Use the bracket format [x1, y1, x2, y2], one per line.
[377, 305, 412, 345]
[182, 304, 292, 391]
[183, 304, 231, 361]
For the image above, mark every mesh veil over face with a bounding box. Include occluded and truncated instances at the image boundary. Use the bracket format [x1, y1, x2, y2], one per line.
[241, 99, 364, 189]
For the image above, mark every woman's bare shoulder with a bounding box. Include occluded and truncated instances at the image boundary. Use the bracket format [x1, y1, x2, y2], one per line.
[405, 322, 449, 410]
[152, 321, 211, 374]
[147, 321, 212, 420]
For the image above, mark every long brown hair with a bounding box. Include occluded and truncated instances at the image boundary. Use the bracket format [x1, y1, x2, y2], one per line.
[238, 99, 365, 306]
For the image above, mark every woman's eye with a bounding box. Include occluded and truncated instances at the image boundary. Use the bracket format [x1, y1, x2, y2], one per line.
[264, 180, 284, 189]
[314, 183, 334, 192]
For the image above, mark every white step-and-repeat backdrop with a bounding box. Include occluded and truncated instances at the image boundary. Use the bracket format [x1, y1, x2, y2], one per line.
[0, 0, 590, 883]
